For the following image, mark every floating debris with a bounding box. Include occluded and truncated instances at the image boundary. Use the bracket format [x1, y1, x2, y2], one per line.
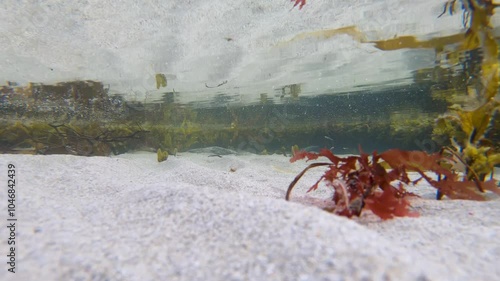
[157, 148, 169, 162]
[205, 80, 227, 88]
[155, 73, 167, 89]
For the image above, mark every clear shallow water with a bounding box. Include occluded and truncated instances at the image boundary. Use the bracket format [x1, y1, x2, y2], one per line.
[0, 1, 498, 155]
[0, 79, 455, 154]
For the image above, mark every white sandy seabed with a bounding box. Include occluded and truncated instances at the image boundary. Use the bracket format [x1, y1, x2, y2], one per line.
[0, 151, 499, 281]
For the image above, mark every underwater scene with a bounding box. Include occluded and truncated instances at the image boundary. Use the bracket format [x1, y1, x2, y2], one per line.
[1, 1, 500, 280]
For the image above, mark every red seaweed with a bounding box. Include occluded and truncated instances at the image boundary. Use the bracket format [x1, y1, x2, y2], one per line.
[290, 0, 306, 10]
[286, 148, 500, 220]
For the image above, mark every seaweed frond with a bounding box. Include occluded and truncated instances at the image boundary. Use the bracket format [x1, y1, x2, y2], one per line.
[157, 148, 169, 162]
[290, 0, 306, 10]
